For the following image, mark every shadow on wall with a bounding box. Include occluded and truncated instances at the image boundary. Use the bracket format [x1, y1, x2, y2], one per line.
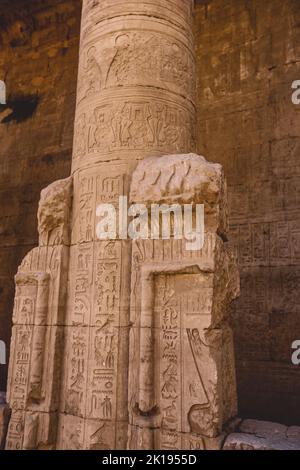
[0, 94, 39, 124]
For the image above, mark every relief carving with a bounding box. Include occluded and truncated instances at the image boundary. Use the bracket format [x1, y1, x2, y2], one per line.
[128, 153, 240, 450]
[5, 0, 240, 452]
[38, 176, 73, 246]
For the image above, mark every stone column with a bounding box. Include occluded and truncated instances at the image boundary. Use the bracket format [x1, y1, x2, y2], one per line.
[5, 0, 240, 451]
[56, 0, 196, 450]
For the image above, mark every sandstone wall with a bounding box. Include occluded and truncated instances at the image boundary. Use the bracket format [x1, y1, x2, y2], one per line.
[0, 0, 82, 390]
[195, 0, 300, 423]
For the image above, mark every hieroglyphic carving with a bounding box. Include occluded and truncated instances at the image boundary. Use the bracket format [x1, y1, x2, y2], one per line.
[6, 174, 71, 450]
[77, 46, 102, 103]
[78, 174, 95, 242]
[128, 153, 239, 450]
[5, 411, 24, 450]
[94, 242, 121, 323]
[82, 101, 194, 155]
[9, 273, 50, 408]
[129, 245, 238, 449]
[77, 29, 194, 101]
[71, 164, 127, 246]
[64, 328, 88, 417]
[155, 275, 214, 441]
[73, 244, 93, 326]
[87, 323, 116, 420]
[9, 326, 32, 411]
[6, 0, 234, 452]
[230, 219, 300, 267]
[105, 32, 194, 96]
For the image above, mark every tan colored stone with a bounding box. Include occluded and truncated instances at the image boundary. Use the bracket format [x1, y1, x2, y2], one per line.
[5, 177, 70, 449]
[5, 0, 240, 450]
[130, 153, 228, 237]
[38, 177, 73, 246]
[128, 155, 239, 449]
[0, 405, 11, 450]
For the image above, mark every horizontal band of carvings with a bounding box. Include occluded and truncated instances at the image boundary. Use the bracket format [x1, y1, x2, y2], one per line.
[75, 87, 197, 114]
[81, 0, 194, 40]
[72, 97, 196, 169]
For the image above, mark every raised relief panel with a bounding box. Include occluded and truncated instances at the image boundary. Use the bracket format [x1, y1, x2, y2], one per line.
[87, 324, 117, 420]
[85, 420, 115, 450]
[71, 164, 128, 245]
[66, 243, 93, 326]
[93, 242, 122, 323]
[79, 100, 195, 157]
[153, 274, 219, 436]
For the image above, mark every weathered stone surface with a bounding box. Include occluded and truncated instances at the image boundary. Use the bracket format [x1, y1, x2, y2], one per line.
[287, 426, 300, 443]
[195, 0, 300, 423]
[224, 420, 300, 450]
[5, 178, 71, 450]
[239, 419, 287, 439]
[128, 153, 239, 449]
[224, 432, 300, 451]
[38, 177, 73, 246]
[130, 153, 228, 237]
[0, 404, 11, 450]
[5, 0, 240, 450]
[1, 0, 300, 431]
[223, 433, 273, 450]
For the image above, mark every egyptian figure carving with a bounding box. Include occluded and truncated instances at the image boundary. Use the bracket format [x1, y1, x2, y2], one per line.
[85, 102, 194, 154]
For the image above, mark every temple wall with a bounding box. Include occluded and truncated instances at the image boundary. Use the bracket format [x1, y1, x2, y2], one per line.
[195, 0, 300, 423]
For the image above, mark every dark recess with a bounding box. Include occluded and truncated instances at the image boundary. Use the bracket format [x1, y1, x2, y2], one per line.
[0, 94, 39, 124]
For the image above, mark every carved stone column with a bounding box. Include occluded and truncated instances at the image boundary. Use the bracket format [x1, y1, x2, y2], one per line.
[5, 0, 239, 451]
[56, 0, 196, 451]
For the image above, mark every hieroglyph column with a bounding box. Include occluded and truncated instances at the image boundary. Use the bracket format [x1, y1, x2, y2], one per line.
[57, 0, 196, 450]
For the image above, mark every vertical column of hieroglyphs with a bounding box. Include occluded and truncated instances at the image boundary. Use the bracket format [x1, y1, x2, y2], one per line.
[5, 178, 72, 449]
[57, 0, 196, 450]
